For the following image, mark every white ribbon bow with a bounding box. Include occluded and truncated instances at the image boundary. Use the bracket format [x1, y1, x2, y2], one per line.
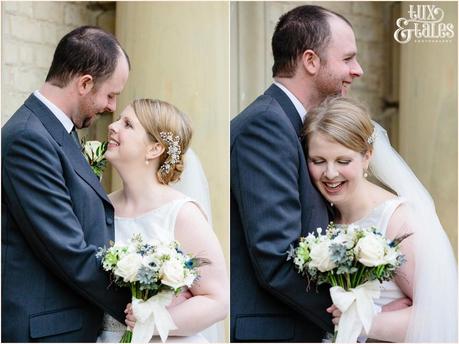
[330, 280, 381, 343]
[131, 291, 177, 343]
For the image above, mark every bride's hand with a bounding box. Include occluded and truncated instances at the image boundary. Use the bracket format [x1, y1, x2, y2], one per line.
[381, 296, 412, 312]
[167, 289, 193, 308]
[326, 304, 341, 325]
[124, 303, 136, 329]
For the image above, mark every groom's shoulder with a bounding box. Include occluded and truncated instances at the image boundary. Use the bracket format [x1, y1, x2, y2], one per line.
[231, 92, 285, 135]
[2, 103, 50, 154]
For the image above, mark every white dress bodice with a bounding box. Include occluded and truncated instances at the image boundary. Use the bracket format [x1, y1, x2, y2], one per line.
[97, 198, 207, 343]
[341, 197, 406, 307]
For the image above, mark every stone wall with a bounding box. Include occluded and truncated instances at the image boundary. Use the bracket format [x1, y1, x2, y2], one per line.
[1, 1, 114, 124]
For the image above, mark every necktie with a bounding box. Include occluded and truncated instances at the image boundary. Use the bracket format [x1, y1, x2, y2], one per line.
[70, 127, 80, 148]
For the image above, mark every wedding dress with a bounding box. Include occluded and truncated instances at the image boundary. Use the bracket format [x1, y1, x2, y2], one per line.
[97, 198, 208, 343]
[98, 148, 222, 343]
[338, 197, 406, 309]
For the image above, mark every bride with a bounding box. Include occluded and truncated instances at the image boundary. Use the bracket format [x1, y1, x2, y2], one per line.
[302, 96, 457, 342]
[97, 99, 228, 342]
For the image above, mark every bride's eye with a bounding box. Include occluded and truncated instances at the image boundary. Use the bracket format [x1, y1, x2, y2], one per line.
[310, 159, 325, 165]
[124, 119, 133, 128]
[337, 160, 351, 165]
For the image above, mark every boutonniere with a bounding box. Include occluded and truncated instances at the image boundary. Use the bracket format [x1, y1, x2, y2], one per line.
[81, 138, 108, 180]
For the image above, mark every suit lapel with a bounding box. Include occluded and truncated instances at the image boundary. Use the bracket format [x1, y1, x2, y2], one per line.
[24, 94, 111, 204]
[264, 84, 303, 138]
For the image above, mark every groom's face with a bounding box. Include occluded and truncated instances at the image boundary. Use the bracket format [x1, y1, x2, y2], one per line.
[315, 16, 363, 98]
[77, 55, 130, 128]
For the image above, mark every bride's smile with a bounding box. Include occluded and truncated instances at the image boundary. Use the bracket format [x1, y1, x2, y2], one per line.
[307, 131, 371, 206]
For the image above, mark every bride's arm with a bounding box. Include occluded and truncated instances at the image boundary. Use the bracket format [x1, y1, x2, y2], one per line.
[329, 204, 416, 342]
[167, 201, 229, 336]
[365, 204, 416, 342]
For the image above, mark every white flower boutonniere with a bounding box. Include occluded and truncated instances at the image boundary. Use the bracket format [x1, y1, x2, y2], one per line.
[81, 139, 108, 180]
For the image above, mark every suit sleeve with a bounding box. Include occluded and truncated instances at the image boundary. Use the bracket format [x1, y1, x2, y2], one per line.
[2, 128, 130, 322]
[231, 108, 333, 332]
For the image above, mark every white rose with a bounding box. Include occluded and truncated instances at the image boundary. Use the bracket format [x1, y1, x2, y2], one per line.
[354, 234, 387, 267]
[161, 259, 186, 289]
[384, 246, 399, 266]
[333, 233, 354, 249]
[155, 244, 176, 258]
[114, 253, 142, 282]
[309, 240, 336, 272]
[183, 270, 197, 287]
[84, 141, 102, 157]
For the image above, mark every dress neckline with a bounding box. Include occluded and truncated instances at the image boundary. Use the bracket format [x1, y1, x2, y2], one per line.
[335, 196, 400, 226]
[115, 197, 189, 220]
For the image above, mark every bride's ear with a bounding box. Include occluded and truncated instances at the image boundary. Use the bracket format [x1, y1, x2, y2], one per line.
[145, 142, 165, 161]
[363, 149, 373, 168]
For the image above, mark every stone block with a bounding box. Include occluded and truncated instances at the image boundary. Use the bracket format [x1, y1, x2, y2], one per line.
[352, 2, 384, 18]
[64, 3, 87, 26]
[33, 2, 64, 24]
[318, 1, 353, 15]
[35, 45, 54, 69]
[352, 16, 384, 43]
[4, 1, 34, 17]
[41, 21, 62, 45]
[3, 40, 20, 65]
[10, 15, 42, 43]
[19, 44, 35, 65]
[14, 67, 44, 93]
[2, 66, 16, 88]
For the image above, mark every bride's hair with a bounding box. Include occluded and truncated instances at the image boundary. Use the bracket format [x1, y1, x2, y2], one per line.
[131, 99, 192, 184]
[303, 96, 374, 155]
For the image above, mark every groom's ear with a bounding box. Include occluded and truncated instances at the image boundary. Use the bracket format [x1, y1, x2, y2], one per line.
[77, 74, 95, 96]
[146, 142, 165, 160]
[302, 50, 321, 75]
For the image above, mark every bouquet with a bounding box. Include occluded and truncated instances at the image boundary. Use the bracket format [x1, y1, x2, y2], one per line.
[288, 223, 411, 342]
[81, 139, 108, 179]
[97, 234, 207, 343]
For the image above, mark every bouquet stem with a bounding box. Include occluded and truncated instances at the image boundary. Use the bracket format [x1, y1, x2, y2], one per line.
[332, 329, 338, 343]
[120, 329, 132, 343]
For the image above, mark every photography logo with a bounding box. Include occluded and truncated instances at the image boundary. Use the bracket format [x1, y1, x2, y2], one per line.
[394, 4, 455, 44]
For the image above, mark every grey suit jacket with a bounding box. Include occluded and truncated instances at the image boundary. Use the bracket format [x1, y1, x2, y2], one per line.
[1, 94, 130, 342]
[230, 84, 333, 342]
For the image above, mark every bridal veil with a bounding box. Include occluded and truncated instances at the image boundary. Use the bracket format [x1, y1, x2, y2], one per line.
[370, 122, 457, 342]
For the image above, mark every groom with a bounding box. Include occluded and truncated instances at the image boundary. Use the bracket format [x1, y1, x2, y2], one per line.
[2, 26, 131, 342]
[230, 5, 363, 342]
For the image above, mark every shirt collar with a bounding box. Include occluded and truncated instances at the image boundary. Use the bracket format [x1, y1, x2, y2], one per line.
[33, 90, 74, 133]
[273, 81, 307, 122]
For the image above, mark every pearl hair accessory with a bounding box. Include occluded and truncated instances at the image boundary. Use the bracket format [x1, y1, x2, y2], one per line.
[159, 131, 181, 175]
[367, 128, 376, 145]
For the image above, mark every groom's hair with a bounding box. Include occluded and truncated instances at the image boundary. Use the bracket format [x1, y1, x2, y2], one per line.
[45, 26, 131, 88]
[272, 5, 352, 78]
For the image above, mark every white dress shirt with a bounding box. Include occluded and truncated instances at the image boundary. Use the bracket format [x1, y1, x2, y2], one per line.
[274, 81, 307, 122]
[33, 90, 74, 133]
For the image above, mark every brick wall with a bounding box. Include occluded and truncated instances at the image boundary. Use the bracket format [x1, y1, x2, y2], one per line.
[1, 1, 113, 124]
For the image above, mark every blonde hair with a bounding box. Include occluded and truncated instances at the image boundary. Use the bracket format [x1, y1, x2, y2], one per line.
[303, 96, 374, 154]
[132, 99, 192, 184]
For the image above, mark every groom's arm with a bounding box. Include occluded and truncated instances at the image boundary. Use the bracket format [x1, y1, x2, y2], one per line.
[231, 108, 333, 333]
[3, 128, 130, 322]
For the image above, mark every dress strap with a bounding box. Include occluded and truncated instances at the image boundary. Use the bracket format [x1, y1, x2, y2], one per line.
[168, 198, 209, 237]
[378, 197, 406, 235]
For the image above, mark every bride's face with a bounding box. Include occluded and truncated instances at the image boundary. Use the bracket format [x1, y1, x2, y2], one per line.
[105, 105, 151, 165]
[307, 132, 370, 206]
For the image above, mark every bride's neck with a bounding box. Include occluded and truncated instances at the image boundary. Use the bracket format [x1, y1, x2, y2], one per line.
[335, 181, 374, 224]
[116, 164, 166, 209]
